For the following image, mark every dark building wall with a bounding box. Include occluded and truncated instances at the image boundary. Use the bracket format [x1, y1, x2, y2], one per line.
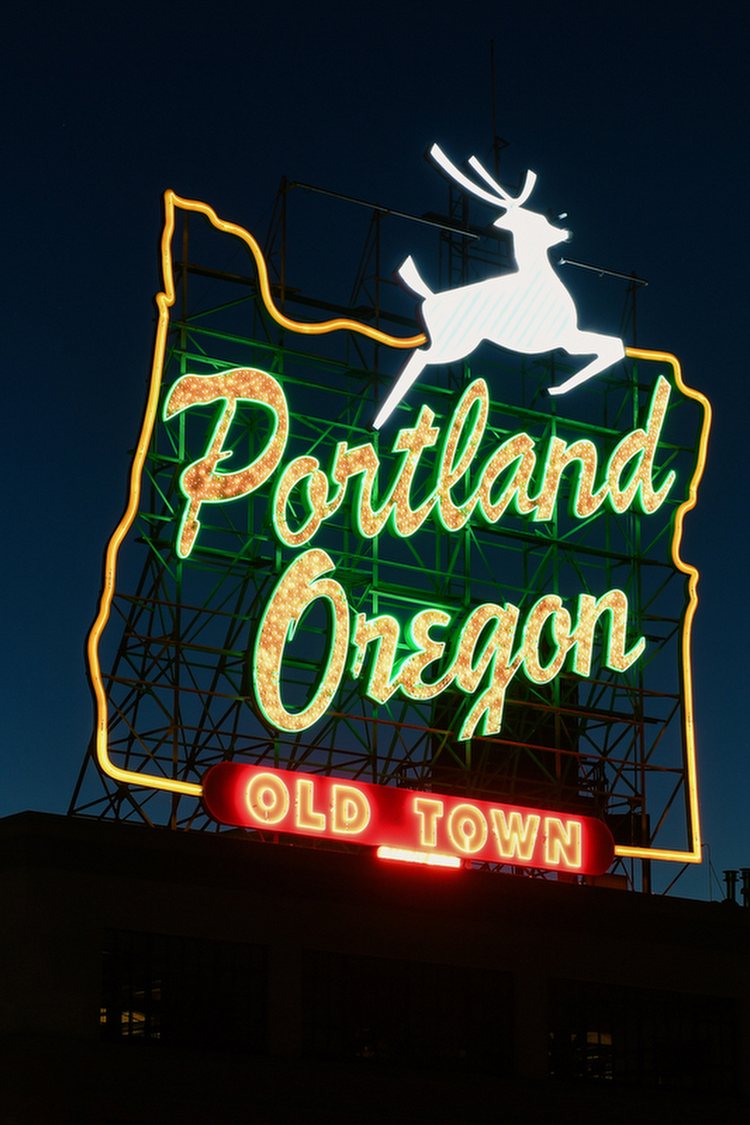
[1, 812, 747, 1124]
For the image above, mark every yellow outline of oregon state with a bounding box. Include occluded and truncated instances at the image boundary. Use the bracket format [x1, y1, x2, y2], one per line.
[87, 190, 711, 865]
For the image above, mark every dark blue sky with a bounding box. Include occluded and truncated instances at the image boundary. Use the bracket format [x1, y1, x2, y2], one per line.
[2, 1, 748, 897]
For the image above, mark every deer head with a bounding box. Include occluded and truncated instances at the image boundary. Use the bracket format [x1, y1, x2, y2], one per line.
[430, 144, 570, 250]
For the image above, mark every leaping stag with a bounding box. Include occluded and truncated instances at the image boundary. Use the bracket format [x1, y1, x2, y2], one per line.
[373, 144, 625, 429]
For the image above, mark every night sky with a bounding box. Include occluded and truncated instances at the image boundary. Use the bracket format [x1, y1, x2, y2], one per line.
[2, 1, 748, 898]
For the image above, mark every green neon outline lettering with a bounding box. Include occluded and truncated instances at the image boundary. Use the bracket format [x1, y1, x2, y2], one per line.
[516, 593, 574, 685]
[603, 375, 676, 516]
[433, 378, 488, 532]
[391, 608, 456, 700]
[570, 589, 646, 676]
[252, 548, 349, 733]
[472, 432, 538, 526]
[163, 367, 288, 559]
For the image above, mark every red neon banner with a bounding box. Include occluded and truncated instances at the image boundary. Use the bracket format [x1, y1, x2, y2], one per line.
[202, 763, 614, 875]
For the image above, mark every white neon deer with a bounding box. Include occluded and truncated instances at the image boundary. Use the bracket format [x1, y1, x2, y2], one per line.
[372, 144, 625, 429]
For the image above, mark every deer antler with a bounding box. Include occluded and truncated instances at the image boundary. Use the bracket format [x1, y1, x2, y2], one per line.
[430, 144, 537, 210]
[468, 156, 537, 208]
[429, 143, 507, 207]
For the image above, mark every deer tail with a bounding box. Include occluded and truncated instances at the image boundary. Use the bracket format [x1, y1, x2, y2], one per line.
[398, 256, 432, 300]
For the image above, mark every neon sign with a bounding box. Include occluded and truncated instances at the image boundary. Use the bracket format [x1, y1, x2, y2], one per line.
[202, 763, 615, 875]
[163, 369, 670, 740]
[165, 372, 675, 557]
[86, 169, 711, 869]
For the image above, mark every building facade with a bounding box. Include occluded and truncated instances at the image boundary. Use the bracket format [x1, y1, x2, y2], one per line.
[1, 811, 747, 1123]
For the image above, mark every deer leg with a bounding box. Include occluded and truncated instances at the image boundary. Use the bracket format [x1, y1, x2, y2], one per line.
[372, 348, 430, 429]
[549, 332, 625, 396]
